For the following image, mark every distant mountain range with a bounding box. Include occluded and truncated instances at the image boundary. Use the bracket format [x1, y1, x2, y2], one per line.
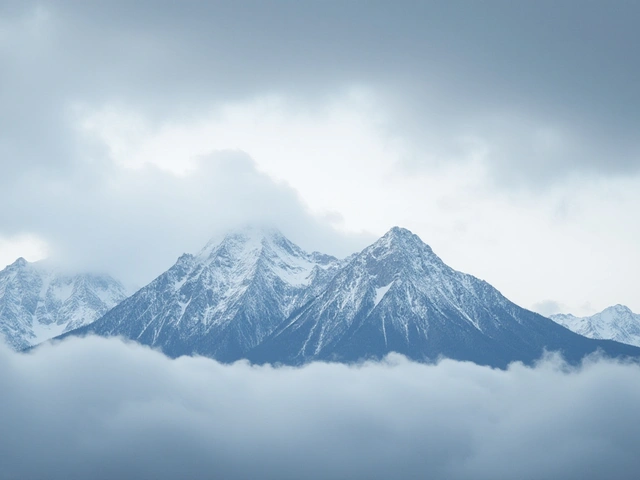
[550, 305, 640, 347]
[0, 258, 127, 350]
[51, 226, 640, 368]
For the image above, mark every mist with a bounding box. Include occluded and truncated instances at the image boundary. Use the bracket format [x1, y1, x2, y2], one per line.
[2, 336, 640, 480]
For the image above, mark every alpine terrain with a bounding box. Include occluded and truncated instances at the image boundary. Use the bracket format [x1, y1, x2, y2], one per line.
[68, 227, 343, 361]
[551, 305, 640, 347]
[0, 257, 128, 350]
[62, 226, 640, 367]
[249, 228, 640, 366]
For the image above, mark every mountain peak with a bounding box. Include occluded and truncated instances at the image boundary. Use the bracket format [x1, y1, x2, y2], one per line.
[54, 224, 640, 367]
[189, 225, 338, 292]
[197, 225, 287, 260]
[224, 225, 284, 242]
[376, 226, 434, 254]
[225, 226, 294, 252]
[605, 304, 633, 314]
[551, 304, 640, 348]
[0, 261, 128, 350]
[10, 257, 29, 268]
[387, 226, 414, 236]
[81, 225, 341, 360]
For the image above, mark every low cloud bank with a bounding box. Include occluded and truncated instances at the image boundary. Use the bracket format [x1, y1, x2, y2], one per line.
[2, 337, 640, 480]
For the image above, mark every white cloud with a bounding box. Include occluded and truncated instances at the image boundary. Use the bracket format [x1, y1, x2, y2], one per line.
[0, 146, 372, 286]
[2, 336, 640, 480]
[70, 93, 640, 314]
[0, 233, 48, 269]
[75, 88, 401, 228]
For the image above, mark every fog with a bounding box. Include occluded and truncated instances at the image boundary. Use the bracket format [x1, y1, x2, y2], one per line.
[2, 336, 639, 480]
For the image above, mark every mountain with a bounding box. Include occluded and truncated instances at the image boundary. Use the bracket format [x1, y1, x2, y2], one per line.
[550, 305, 640, 347]
[248, 228, 640, 367]
[70, 227, 342, 361]
[0, 258, 128, 350]
[61, 226, 640, 367]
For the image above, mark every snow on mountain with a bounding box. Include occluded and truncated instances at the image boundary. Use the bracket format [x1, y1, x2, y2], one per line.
[0, 258, 128, 350]
[76, 226, 341, 360]
[61, 226, 640, 367]
[249, 227, 640, 367]
[550, 305, 640, 347]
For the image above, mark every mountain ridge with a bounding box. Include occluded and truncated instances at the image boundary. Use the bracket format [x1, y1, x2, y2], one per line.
[0, 258, 128, 350]
[68, 226, 342, 361]
[57, 226, 640, 367]
[551, 305, 640, 347]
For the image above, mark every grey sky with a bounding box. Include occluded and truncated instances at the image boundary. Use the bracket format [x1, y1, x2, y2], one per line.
[3, 337, 640, 480]
[1, 1, 638, 313]
[3, 1, 639, 179]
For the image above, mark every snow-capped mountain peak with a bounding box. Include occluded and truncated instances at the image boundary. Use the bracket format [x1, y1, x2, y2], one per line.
[80, 227, 342, 361]
[605, 304, 633, 315]
[58, 226, 640, 368]
[245, 227, 640, 366]
[11, 257, 28, 268]
[550, 305, 640, 347]
[0, 259, 128, 350]
[328, 227, 446, 304]
[197, 225, 284, 258]
[251, 227, 522, 364]
[196, 226, 334, 289]
[374, 227, 436, 255]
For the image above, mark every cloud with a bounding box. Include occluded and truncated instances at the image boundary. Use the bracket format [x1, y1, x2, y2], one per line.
[2, 1, 640, 188]
[2, 336, 640, 480]
[0, 233, 49, 268]
[532, 299, 567, 317]
[0, 149, 372, 285]
[533, 300, 600, 318]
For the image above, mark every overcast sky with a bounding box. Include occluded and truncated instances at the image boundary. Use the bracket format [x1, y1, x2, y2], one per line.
[1, 1, 638, 315]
